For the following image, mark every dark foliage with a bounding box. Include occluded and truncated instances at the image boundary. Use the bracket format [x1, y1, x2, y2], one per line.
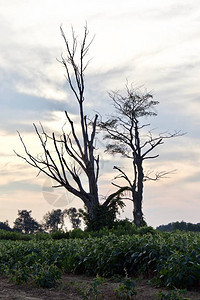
[157, 221, 200, 232]
[0, 220, 12, 231]
[64, 207, 81, 229]
[43, 209, 65, 232]
[79, 194, 125, 231]
[13, 210, 41, 234]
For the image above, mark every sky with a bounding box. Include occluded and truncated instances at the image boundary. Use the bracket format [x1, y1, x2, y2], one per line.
[0, 0, 200, 228]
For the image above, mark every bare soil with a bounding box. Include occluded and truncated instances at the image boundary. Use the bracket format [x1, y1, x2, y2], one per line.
[0, 274, 199, 300]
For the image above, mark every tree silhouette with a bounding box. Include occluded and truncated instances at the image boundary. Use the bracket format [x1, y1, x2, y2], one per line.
[13, 210, 40, 234]
[0, 220, 12, 231]
[99, 85, 183, 227]
[15, 25, 105, 224]
[43, 209, 65, 232]
[64, 207, 81, 229]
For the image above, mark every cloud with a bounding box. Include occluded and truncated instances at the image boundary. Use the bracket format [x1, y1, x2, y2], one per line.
[182, 172, 200, 184]
[0, 180, 41, 193]
[0, 89, 69, 133]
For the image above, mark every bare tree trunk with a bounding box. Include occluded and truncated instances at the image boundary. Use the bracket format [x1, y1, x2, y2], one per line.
[131, 155, 143, 227]
[86, 197, 99, 220]
[133, 193, 143, 227]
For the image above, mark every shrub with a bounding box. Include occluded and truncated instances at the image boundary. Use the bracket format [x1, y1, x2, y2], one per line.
[32, 263, 61, 288]
[0, 229, 31, 241]
[68, 228, 87, 239]
[50, 230, 69, 240]
[157, 251, 200, 288]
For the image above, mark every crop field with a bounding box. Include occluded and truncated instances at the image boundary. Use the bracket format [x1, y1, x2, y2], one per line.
[0, 230, 199, 294]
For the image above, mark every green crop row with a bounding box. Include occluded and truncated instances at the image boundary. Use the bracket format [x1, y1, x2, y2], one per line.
[0, 231, 199, 289]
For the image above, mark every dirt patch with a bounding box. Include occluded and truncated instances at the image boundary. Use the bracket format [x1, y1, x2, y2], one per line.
[0, 275, 199, 299]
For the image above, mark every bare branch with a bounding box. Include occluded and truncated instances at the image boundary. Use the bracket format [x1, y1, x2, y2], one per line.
[143, 169, 176, 181]
[143, 154, 159, 160]
[113, 166, 132, 187]
[142, 138, 163, 158]
[65, 111, 84, 158]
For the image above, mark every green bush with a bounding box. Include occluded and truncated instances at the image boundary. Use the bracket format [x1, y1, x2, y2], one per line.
[9, 262, 30, 284]
[32, 263, 61, 288]
[32, 232, 51, 241]
[157, 251, 200, 288]
[50, 230, 69, 240]
[0, 229, 31, 241]
[84, 222, 155, 239]
[114, 277, 137, 299]
[68, 228, 87, 239]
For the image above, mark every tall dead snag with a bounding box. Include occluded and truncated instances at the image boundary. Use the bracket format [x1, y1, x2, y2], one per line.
[99, 85, 183, 227]
[15, 25, 101, 221]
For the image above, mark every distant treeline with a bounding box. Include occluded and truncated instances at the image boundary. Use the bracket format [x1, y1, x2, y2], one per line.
[0, 208, 81, 234]
[157, 221, 200, 232]
[0, 212, 199, 235]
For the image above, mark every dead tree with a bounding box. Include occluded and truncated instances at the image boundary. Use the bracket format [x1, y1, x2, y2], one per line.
[15, 25, 101, 222]
[99, 85, 183, 227]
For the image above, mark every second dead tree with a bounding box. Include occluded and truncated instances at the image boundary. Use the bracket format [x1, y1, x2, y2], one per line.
[99, 85, 183, 227]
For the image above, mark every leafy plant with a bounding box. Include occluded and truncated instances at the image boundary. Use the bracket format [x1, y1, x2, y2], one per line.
[32, 263, 61, 288]
[51, 230, 69, 240]
[9, 263, 30, 284]
[75, 275, 105, 299]
[156, 251, 200, 288]
[0, 229, 31, 241]
[114, 271, 136, 299]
